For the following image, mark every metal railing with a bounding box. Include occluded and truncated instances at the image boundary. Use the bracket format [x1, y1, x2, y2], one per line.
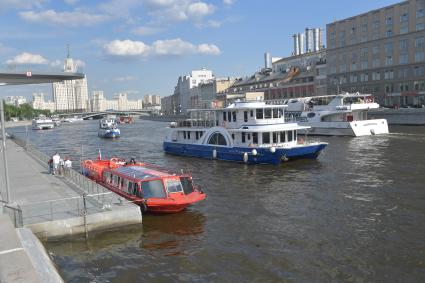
[9, 136, 127, 227]
[3, 203, 23, 228]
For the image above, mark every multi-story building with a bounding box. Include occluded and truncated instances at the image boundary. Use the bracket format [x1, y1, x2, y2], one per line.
[189, 77, 236, 109]
[52, 51, 89, 112]
[90, 91, 143, 112]
[5, 96, 27, 106]
[143, 94, 161, 106]
[173, 68, 215, 113]
[32, 93, 55, 112]
[326, 0, 425, 106]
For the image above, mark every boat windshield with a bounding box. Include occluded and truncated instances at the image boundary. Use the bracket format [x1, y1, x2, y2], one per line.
[141, 180, 166, 199]
[180, 177, 194, 194]
[166, 179, 184, 193]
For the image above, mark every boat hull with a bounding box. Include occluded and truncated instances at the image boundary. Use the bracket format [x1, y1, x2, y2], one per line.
[297, 119, 389, 136]
[98, 129, 120, 138]
[163, 142, 327, 165]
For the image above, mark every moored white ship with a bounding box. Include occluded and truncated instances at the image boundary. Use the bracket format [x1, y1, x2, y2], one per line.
[284, 93, 389, 136]
[163, 101, 327, 165]
[32, 115, 54, 130]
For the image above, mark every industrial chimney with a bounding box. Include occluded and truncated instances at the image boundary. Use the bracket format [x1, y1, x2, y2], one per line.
[264, 52, 271, 69]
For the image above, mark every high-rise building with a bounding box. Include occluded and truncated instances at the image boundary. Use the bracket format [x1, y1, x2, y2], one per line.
[32, 93, 55, 112]
[52, 47, 89, 112]
[90, 91, 143, 112]
[326, 0, 425, 106]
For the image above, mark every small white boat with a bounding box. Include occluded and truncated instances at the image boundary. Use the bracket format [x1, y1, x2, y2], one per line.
[32, 116, 54, 130]
[62, 116, 84, 123]
[98, 119, 120, 138]
[169, 122, 178, 128]
[285, 92, 389, 136]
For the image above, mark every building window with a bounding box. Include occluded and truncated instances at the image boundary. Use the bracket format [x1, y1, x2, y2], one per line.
[399, 83, 409, 92]
[361, 61, 368, 70]
[399, 53, 409, 64]
[415, 51, 425, 62]
[351, 62, 357, 71]
[415, 37, 425, 48]
[360, 48, 368, 58]
[417, 8, 425, 18]
[372, 46, 379, 55]
[386, 29, 393, 37]
[400, 25, 409, 34]
[414, 80, 425, 91]
[386, 16, 393, 25]
[384, 70, 394, 80]
[414, 66, 425, 76]
[372, 71, 381, 81]
[385, 56, 393, 66]
[398, 68, 408, 79]
[361, 23, 368, 32]
[385, 42, 393, 53]
[360, 73, 369, 82]
[416, 23, 425, 31]
[340, 64, 347, 72]
[399, 39, 408, 51]
[350, 74, 358, 83]
[400, 13, 408, 22]
[385, 84, 394, 93]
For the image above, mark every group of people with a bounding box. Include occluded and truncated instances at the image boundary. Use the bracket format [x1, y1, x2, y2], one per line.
[48, 152, 72, 175]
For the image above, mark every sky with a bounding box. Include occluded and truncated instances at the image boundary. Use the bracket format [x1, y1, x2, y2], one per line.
[0, 0, 402, 100]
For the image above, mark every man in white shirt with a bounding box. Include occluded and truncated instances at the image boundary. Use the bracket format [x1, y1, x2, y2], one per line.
[64, 158, 72, 176]
[52, 152, 60, 175]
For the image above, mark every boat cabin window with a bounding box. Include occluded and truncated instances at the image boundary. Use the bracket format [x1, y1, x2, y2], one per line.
[253, 132, 258, 143]
[188, 131, 191, 139]
[244, 111, 248, 122]
[223, 112, 226, 121]
[232, 134, 235, 140]
[262, 132, 270, 144]
[279, 131, 287, 143]
[183, 131, 186, 139]
[180, 177, 194, 195]
[141, 180, 166, 199]
[307, 112, 315, 118]
[273, 108, 279, 119]
[256, 109, 263, 119]
[196, 131, 199, 140]
[288, 130, 293, 142]
[208, 132, 227, 146]
[247, 133, 251, 140]
[166, 179, 183, 193]
[264, 109, 272, 119]
[232, 111, 236, 122]
[242, 132, 246, 143]
[104, 172, 112, 184]
[250, 110, 253, 117]
[227, 112, 231, 122]
[273, 132, 278, 143]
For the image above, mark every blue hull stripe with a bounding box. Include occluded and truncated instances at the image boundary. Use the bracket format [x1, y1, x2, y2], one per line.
[163, 142, 327, 165]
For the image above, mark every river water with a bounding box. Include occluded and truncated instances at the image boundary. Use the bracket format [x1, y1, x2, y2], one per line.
[9, 121, 425, 282]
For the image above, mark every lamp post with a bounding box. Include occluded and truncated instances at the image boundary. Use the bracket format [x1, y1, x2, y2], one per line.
[0, 100, 11, 203]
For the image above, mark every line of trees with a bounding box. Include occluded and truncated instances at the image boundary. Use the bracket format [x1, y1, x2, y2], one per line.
[2, 102, 51, 121]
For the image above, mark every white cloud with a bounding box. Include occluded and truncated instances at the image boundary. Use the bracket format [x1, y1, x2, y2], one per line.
[104, 39, 150, 56]
[103, 38, 220, 58]
[49, 59, 62, 67]
[132, 26, 163, 36]
[6, 52, 48, 65]
[187, 2, 214, 18]
[19, 9, 110, 27]
[74, 59, 86, 68]
[223, 0, 235, 5]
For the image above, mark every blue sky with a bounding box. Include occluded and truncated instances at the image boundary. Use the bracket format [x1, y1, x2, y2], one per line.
[0, 0, 401, 100]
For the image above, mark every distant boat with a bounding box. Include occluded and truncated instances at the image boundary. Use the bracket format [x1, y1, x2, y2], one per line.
[117, 115, 134, 124]
[62, 116, 84, 123]
[32, 115, 54, 130]
[98, 119, 120, 138]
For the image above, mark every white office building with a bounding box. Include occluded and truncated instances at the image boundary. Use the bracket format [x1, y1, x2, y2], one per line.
[32, 92, 55, 112]
[52, 52, 88, 112]
[91, 91, 143, 112]
[173, 68, 214, 113]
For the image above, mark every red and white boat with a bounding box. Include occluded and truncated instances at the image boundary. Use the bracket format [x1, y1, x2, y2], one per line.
[81, 157, 206, 213]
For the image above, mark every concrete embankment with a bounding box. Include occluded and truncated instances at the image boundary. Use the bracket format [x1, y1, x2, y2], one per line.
[4, 120, 31, 128]
[369, 108, 425, 125]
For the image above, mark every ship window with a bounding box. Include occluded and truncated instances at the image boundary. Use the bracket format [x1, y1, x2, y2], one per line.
[227, 112, 231, 121]
[141, 180, 166, 199]
[279, 108, 284, 118]
[208, 132, 227, 146]
[250, 110, 253, 117]
[280, 131, 287, 142]
[272, 109, 279, 118]
[166, 179, 183, 193]
[133, 183, 139, 196]
[196, 131, 199, 140]
[180, 177, 194, 195]
[244, 111, 248, 122]
[264, 109, 272, 119]
[247, 133, 251, 140]
[183, 131, 186, 139]
[273, 132, 278, 143]
[127, 181, 133, 194]
[188, 131, 191, 139]
[307, 112, 316, 118]
[232, 111, 236, 122]
[288, 130, 293, 142]
[223, 112, 226, 121]
[262, 132, 270, 144]
[232, 133, 235, 140]
[253, 132, 258, 143]
[256, 109, 263, 119]
[242, 132, 246, 143]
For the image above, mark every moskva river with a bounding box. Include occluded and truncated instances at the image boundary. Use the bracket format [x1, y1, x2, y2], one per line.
[10, 120, 425, 282]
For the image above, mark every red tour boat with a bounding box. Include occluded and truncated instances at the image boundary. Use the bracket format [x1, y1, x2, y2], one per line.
[82, 157, 206, 213]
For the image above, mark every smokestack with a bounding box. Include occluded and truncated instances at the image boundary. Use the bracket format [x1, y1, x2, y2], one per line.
[264, 52, 271, 69]
[293, 34, 299, 55]
[305, 28, 314, 53]
[313, 28, 321, 51]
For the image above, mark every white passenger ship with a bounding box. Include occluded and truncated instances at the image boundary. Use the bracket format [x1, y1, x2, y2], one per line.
[284, 93, 389, 136]
[163, 101, 328, 165]
[32, 116, 54, 130]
